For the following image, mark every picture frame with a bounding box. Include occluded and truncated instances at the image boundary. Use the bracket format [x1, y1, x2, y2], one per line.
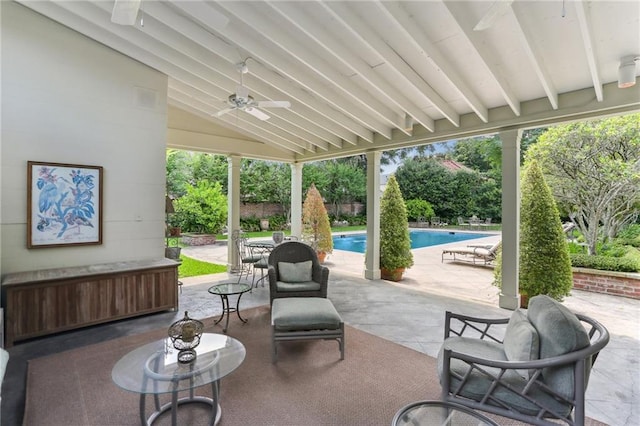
[27, 161, 103, 248]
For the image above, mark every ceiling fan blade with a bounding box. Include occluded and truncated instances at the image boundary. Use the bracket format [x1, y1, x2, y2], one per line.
[244, 107, 270, 121]
[215, 107, 236, 118]
[256, 100, 291, 108]
[111, 0, 141, 25]
[473, 0, 513, 31]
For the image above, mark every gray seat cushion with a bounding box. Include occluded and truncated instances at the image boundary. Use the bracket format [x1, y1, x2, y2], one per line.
[272, 297, 342, 331]
[276, 281, 322, 292]
[437, 336, 571, 417]
[504, 309, 540, 378]
[527, 295, 591, 401]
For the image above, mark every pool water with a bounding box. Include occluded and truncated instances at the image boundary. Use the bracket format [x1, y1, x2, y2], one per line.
[332, 230, 492, 254]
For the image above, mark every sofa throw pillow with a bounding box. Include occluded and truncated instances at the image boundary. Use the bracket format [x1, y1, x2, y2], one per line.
[278, 260, 313, 283]
[504, 309, 540, 365]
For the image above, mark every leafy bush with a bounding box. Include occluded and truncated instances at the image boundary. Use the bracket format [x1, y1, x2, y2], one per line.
[616, 223, 640, 239]
[405, 199, 435, 221]
[267, 214, 288, 231]
[240, 216, 261, 232]
[570, 253, 640, 272]
[174, 181, 227, 234]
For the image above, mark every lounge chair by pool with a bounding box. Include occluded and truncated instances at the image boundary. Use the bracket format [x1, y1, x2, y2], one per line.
[441, 240, 501, 265]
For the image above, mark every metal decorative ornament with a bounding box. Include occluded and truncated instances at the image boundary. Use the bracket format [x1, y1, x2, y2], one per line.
[168, 311, 204, 363]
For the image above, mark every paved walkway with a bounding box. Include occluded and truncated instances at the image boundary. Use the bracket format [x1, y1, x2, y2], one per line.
[180, 233, 640, 426]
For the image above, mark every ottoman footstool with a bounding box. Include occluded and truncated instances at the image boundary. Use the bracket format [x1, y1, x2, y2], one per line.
[271, 297, 345, 363]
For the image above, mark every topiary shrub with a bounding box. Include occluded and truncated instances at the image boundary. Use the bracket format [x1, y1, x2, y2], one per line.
[380, 175, 413, 278]
[302, 183, 333, 255]
[494, 160, 573, 303]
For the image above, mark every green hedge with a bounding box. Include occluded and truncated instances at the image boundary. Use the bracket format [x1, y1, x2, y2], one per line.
[614, 238, 640, 248]
[570, 253, 640, 273]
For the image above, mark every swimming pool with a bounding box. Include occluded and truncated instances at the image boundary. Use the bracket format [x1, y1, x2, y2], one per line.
[332, 230, 492, 253]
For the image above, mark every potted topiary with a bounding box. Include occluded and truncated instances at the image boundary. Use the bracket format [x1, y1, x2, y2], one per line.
[380, 175, 413, 281]
[493, 160, 572, 307]
[302, 183, 333, 263]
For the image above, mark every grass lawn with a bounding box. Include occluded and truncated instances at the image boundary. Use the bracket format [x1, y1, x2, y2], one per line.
[178, 254, 227, 278]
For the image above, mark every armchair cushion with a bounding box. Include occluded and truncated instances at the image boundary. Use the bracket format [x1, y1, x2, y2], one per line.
[278, 260, 313, 283]
[276, 281, 322, 293]
[527, 295, 590, 401]
[504, 309, 539, 363]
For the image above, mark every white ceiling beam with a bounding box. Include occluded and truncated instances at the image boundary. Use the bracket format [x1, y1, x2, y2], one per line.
[167, 1, 374, 143]
[376, 1, 489, 123]
[574, 0, 604, 102]
[209, 1, 394, 140]
[443, 1, 521, 117]
[321, 1, 460, 128]
[266, 1, 433, 134]
[511, 2, 559, 109]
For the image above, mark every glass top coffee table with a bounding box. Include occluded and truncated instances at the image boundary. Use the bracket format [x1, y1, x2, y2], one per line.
[112, 333, 245, 426]
[208, 282, 252, 333]
[392, 400, 498, 426]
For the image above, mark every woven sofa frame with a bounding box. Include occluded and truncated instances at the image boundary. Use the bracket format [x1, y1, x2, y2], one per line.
[440, 311, 610, 426]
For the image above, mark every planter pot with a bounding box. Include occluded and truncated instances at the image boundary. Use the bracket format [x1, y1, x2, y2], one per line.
[317, 251, 327, 264]
[381, 267, 405, 282]
[165, 247, 182, 260]
[520, 294, 529, 309]
[260, 219, 270, 231]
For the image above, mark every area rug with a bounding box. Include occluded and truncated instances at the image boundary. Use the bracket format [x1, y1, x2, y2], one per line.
[23, 306, 604, 426]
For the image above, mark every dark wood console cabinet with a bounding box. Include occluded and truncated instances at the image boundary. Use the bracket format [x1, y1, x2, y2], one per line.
[1, 259, 179, 347]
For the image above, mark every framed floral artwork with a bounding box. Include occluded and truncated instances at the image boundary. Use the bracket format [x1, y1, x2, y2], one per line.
[27, 161, 103, 248]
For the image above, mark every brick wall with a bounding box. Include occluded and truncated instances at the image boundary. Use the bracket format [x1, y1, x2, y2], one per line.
[572, 268, 640, 300]
[239, 202, 365, 218]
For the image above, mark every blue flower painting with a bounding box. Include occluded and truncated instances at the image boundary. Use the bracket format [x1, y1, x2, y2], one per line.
[28, 161, 102, 247]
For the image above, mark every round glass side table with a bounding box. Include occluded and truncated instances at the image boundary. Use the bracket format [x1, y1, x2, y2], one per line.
[208, 281, 252, 333]
[392, 401, 498, 426]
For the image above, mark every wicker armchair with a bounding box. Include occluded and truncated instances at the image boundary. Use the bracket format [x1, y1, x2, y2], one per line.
[438, 295, 609, 426]
[267, 241, 329, 305]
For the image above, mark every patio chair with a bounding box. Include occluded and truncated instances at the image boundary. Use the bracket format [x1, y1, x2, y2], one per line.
[232, 230, 262, 282]
[438, 295, 609, 426]
[457, 217, 470, 228]
[441, 240, 501, 265]
[267, 241, 329, 305]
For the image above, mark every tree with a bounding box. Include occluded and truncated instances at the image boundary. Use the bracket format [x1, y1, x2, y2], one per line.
[527, 114, 640, 254]
[405, 199, 435, 222]
[380, 175, 413, 278]
[322, 160, 366, 217]
[494, 160, 572, 302]
[173, 181, 227, 234]
[302, 183, 333, 256]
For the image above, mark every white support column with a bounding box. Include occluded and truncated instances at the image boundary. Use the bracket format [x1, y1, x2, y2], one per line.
[364, 151, 381, 279]
[290, 163, 303, 239]
[227, 155, 241, 272]
[499, 130, 522, 310]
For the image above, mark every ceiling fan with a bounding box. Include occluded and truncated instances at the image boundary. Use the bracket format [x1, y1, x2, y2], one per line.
[216, 61, 291, 121]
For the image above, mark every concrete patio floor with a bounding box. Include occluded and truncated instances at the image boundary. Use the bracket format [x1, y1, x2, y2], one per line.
[179, 232, 640, 426]
[3, 233, 638, 425]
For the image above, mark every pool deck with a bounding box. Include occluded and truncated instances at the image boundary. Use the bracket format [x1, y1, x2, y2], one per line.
[179, 230, 640, 426]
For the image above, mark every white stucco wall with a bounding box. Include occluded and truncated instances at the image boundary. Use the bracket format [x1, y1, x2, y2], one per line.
[0, 2, 168, 275]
